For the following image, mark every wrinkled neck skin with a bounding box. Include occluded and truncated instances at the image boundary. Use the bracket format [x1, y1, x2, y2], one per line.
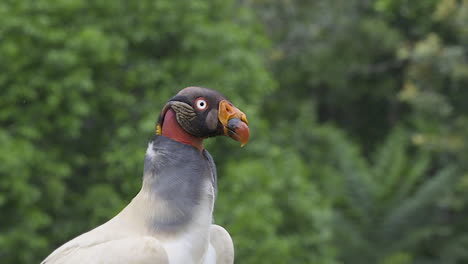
[129, 110, 214, 235]
[162, 109, 204, 151]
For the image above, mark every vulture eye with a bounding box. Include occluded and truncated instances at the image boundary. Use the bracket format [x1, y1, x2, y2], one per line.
[195, 98, 208, 111]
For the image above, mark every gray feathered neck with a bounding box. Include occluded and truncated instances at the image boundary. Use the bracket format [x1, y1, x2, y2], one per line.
[142, 136, 217, 232]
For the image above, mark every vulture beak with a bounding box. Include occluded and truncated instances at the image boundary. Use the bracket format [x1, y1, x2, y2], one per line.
[218, 100, 250, 147]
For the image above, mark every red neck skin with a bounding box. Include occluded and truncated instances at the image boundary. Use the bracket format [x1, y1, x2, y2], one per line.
[161, 109, 204, 151]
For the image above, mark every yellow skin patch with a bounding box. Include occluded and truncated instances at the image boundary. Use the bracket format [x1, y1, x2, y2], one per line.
[156, 124, 162, 135]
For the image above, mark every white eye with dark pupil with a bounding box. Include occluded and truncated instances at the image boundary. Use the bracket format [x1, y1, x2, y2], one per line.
[196, 99, 208, 110]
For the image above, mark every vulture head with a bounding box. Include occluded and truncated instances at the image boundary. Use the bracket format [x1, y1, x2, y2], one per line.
[156, 87, 249, 150]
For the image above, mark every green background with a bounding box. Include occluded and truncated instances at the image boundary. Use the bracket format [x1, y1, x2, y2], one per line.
[1, 0, 468, 263]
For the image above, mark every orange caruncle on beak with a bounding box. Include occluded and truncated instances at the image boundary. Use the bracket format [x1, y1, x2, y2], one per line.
[218, 100, 250, 147]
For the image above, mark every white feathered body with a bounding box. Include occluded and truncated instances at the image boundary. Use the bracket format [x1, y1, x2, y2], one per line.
[42, 137, 233, 264]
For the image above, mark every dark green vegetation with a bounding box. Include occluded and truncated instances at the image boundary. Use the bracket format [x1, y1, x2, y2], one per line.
[1, 0, 467, 263]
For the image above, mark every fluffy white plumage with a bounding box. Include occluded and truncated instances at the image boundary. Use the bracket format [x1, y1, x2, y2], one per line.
[42, 188, 233, 264]
[41, 141, 234, 264]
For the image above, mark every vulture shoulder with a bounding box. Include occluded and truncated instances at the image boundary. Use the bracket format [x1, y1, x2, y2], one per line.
[41, 231, 168, 264]
[41, 198, 170, 264]
[206, 224, 234, 264]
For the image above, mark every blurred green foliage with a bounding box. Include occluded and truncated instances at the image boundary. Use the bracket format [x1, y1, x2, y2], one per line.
[1, 0, 468, 263]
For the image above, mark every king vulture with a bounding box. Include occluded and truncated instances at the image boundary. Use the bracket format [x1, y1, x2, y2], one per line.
[42, 87, 249, 264]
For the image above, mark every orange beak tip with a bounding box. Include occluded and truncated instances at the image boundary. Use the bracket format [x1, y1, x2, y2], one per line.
[226, 118, 249, 147]
[218, 100, 250, 146]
